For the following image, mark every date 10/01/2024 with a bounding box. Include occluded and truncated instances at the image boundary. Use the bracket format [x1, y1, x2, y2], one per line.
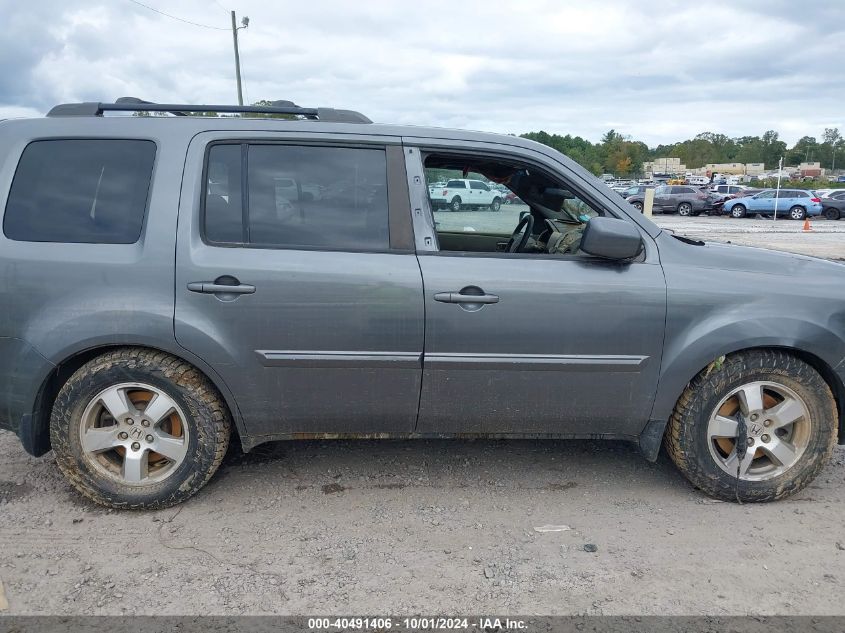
[307, 617, 528, 630]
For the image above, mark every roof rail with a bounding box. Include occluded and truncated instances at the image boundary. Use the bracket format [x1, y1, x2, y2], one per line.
[46, 97, 372, 124]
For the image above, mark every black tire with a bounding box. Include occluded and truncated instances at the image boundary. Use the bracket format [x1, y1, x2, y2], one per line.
[664, 350, 836, 502]
[631, 201, 643, 211]
[50, 348, 231, 509]
[490, 198, 502, 212]
[450, 196, 462, 212]
[730, 204, 746, 218]
[824, 207, 841, 221]
[677, 202, 693, 216]
[789, 206, 806, 221]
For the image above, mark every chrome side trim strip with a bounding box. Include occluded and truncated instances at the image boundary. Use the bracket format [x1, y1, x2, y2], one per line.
[424, 353, 649, 372]
[256, 350, 422, 368]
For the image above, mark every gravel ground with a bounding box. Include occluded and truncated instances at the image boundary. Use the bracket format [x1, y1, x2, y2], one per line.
[652, 214, 845, 260]
[1, 212, 844, 617]
[1, 431, 844, 616]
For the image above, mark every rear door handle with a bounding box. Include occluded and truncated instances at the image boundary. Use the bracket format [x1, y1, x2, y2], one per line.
[434, 291, 499, 304]
[187, 282, 256, 294]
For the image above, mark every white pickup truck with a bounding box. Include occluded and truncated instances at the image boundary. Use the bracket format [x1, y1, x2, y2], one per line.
[429, 179, 503, 212]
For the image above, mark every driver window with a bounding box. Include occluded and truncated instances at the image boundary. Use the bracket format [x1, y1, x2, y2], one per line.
[425, 155, 602, 256]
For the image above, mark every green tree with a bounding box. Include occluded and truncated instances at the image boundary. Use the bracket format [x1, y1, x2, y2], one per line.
[785, 136, 819, 165]
[823, 128, 842, 171]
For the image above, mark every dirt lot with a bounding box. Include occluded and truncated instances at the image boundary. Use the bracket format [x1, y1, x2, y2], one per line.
[1, 216, 844, 617]
[653, 214, 845, 260]
[1, 434, 844, 616]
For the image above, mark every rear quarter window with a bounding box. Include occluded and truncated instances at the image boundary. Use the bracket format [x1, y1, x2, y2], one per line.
[3, 139, 156, 244]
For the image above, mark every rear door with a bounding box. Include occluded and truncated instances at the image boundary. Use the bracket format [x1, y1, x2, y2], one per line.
[175, 132, 423, 438]
[773, 190, 793, 216]
[653, 185, 671, 210]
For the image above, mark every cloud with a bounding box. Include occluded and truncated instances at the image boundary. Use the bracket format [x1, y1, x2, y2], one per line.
[1, 0, 843, 145]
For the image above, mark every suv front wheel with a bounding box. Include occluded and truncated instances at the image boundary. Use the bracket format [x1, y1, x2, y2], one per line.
[665, 350, 836, 502]
[51, 348, 231, 509]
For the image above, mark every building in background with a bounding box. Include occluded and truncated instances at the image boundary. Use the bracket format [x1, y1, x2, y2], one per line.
[798, 161, 823, 178]
[643, 157, 686, 177]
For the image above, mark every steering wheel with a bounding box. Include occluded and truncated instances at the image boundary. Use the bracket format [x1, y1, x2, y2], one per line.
[506, 213, 534, 253]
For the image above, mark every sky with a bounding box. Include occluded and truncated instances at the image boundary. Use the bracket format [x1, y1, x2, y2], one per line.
[1, 0, 843, 147]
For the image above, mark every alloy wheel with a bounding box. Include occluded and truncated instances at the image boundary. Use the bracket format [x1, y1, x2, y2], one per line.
[706, 381, 811, 481]
[78, 382, 190, 486]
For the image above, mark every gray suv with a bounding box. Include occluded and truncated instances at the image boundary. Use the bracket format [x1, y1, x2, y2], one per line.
[0, 99, 843, 508]
[627, 185, 713, 215]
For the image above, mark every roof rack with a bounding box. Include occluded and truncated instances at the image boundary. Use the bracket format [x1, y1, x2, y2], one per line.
[46, 97, 372, 124]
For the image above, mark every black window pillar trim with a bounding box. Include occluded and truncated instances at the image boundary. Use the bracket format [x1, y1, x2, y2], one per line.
[385, 145, 415, 251]
[240, 143, 249, 244]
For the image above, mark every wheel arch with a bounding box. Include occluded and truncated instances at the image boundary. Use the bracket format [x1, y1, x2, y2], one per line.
[641, 343, 845, 461]
[22, 343, 247, 457]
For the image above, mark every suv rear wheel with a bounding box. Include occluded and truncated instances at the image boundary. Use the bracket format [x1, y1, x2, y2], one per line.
[665, 350, 836, 502]
[50, 348, 231, 509]
[789, 205, 806, 221]
[730, 204, 746, 218]
[824, 207, 841, 221]
[677, 202, 693, 216]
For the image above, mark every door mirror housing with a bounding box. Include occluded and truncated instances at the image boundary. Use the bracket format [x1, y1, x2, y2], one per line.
[579, 217, 643, 260]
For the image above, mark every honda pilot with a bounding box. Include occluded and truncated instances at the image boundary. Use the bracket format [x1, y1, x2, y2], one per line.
[0, 98, 843, 508]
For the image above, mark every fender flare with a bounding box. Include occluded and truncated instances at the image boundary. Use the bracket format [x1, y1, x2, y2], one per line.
[639, 319, 845, 460]
[20, 338, 247, 457]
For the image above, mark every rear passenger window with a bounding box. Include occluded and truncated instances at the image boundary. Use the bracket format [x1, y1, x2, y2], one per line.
[204, 144, 389, 251]
[4, 139, 156, 244]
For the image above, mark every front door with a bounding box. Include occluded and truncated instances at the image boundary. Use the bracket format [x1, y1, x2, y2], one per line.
[749, 191, 775, 212]
[411, 149, 667, 438]
[175, 135, 423, 437]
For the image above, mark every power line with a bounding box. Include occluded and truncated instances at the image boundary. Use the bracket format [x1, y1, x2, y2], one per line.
[123, 0, 228, 30]
[211, 0, 230, 13]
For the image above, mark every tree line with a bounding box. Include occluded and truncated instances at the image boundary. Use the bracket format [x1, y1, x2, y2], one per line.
[520, 128, 844, 177]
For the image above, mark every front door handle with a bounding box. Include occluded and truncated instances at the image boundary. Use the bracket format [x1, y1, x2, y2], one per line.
[434, 290, 499, 304]
[187, 281, 256, 294]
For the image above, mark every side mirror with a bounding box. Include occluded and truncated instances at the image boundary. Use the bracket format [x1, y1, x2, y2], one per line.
[579, 217, 643, 260]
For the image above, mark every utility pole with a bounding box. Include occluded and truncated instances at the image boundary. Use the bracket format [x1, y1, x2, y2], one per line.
[230, 11, 249, 106]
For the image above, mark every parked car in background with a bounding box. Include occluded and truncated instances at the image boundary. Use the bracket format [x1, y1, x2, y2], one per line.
[620, 184, 652, 199]
[723, 189, 823, 220]
[686, 176, 709, 186]
[814, 189, 839, 198]
[627, 184, 712, 215]
[504, 191, 523, 205]
[429, 179, 503, 212]
[821, 190, 845, 220]
[710, 184, 748, 196]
